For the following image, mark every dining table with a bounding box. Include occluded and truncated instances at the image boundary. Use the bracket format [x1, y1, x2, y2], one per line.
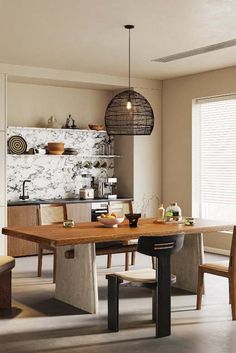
[2, 217, 234, 338]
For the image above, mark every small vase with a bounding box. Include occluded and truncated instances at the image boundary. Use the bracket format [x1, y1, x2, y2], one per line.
[125, 213, 141, 227]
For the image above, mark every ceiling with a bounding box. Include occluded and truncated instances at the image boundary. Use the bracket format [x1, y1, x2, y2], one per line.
[1, 0, 236, 80]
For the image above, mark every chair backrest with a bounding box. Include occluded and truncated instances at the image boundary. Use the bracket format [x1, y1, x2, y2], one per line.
[229, 226, 236, 275]
[38, 204, 67, 225]
[137, 233, 185, 258]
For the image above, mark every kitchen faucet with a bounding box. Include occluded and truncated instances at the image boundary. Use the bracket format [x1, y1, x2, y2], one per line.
[19, 180, 31, 200]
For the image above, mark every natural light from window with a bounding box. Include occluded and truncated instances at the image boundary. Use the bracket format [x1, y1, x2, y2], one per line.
[192, 95, 236, 222]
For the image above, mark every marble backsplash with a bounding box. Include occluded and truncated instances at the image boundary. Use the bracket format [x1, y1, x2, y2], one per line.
[7, 127, 115, 201]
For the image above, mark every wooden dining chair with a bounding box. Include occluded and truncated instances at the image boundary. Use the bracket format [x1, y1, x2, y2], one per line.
[196, 226, 236, 320]
[0, 256, 15, 309]
[96, 200, 136, 271]
[37, 204, 67, 283]
[106, 233, 185, 336]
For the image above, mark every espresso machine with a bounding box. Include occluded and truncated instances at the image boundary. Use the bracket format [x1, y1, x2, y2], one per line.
[97, 177, 117, 199]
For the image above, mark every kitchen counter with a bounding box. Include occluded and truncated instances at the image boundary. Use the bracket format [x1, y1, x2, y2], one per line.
[7, 197, 133, 206]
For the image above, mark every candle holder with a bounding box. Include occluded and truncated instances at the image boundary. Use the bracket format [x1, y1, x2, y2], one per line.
[125, 213, 141, 227]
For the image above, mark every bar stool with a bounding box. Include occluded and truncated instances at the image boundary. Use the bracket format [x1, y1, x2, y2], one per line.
[37, 204, 67, 283]
[106, 233, 185, 337]
[0, 256, 15, 309]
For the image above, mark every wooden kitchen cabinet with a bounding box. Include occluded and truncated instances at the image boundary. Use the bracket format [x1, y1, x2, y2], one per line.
[66, 203, 91, 223]
[7, 205, 39, 257]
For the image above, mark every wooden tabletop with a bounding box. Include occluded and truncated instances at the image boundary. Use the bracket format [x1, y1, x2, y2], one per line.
[2, 218, 234, 247]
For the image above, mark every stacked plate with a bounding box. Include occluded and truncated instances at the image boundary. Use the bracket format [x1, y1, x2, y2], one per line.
[63, 148, 78, 155]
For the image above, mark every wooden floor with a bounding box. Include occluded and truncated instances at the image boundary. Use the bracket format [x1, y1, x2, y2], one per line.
[0, 252, 235, 353]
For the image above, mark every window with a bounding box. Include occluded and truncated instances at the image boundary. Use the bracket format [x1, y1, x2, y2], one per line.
[192, 95, 236, 222]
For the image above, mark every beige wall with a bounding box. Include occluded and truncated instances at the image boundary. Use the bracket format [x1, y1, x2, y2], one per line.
[0, 74, 7, 255]
[162, 66, 236, 250]
[7, 82, 113, 128]
[133, 87, 162, 217]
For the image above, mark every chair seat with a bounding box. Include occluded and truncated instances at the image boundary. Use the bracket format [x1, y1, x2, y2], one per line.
[199, 260, 229, 275]
[113, 268, 176, 284]
[0, 256, 15, 273]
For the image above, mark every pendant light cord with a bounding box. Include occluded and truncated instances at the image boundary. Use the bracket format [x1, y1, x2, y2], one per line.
[128, 27, 131, 91]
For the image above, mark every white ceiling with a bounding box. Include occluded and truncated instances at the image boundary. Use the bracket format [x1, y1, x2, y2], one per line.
[1, 0, 236, 80]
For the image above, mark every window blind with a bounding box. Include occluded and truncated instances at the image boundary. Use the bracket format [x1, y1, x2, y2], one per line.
[197, 96, 236, 221]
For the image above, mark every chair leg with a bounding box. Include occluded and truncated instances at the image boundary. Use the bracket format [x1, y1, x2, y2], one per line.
[125, 253, 129, 271]
[107, 254, 112, 268]
[131, 251, 136, 266]
[196, 268, 204, 310]
[0, 270, 12, 309]
[106, 274, 122, 331]
[53, 249, 57, 283]
[37, 245, 43, 277]
[230, 276, 236, 320]
[152, 289, 157, 322]
[229, 278, 232, 304]
[152, 256, 156, 269]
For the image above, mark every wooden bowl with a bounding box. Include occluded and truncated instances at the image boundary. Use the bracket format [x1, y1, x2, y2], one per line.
[88, 124, 104, 131]
[48, 142, 64, 155]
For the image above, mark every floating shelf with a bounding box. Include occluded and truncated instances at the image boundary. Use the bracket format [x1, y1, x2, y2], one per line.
[7, 154, 120, 158]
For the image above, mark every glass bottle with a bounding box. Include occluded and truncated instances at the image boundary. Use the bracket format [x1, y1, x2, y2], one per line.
[157, 204, 165, 221]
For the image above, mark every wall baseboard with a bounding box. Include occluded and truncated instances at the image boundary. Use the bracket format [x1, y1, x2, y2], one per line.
[204, 246, 230, 256]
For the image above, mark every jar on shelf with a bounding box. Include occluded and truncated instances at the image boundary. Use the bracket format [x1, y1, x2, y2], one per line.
[165, 202, 182, 221]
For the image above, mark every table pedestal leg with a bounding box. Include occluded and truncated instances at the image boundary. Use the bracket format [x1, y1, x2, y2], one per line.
[156, 255, 171, 338]
[171, 233, 204, 293]
[55, 243, 98, 314]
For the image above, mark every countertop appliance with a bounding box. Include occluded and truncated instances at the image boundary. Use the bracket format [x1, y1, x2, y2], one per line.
[79, 187, 94, 200]
[97, 177, 117, 199]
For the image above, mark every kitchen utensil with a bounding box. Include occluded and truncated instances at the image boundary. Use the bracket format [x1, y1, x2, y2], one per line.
[8, 135, 27, 154]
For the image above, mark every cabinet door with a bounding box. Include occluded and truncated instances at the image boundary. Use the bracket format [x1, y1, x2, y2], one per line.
[66, 203, 91, 223]
[7, 205, 38, 257]
[109, 200, 133, 216]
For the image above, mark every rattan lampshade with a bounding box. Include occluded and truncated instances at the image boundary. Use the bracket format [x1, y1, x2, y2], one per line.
[104, 25, 154, 135]
[105, 89, 154, 135]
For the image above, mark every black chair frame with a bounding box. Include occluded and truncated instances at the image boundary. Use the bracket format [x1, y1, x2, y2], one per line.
[106, 233, 185, 338]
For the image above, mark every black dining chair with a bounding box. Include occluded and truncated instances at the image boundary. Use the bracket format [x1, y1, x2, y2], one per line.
[106, 233, 185, 338]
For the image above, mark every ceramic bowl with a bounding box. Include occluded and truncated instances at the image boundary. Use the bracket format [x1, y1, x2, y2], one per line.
[97, 216, 125, 228]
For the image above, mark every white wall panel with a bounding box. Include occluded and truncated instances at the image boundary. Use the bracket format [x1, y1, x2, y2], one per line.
[0, 132, 6, 206]
[0, 73, 6, 131]
[0, 206, 6, 255]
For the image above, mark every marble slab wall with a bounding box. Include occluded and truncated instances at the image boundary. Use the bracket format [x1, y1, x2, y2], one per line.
[7, 127, 114, 201]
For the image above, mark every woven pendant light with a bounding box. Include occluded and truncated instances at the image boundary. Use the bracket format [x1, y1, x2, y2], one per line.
[105, 25, 154, 135]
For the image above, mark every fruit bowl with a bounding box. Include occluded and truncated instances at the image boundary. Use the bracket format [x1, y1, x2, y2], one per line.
[97, 216, 125, 228]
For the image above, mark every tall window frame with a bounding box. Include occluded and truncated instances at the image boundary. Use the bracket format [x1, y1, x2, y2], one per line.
[192, 93, 236, 222]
